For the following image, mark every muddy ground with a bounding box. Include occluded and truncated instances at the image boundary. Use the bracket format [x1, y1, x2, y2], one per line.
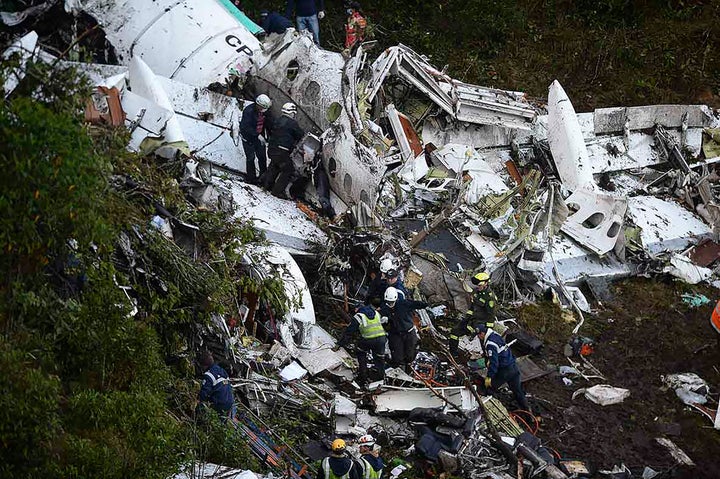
[519, 278, 720, 478]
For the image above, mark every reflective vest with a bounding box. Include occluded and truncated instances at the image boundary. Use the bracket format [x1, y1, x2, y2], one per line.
[361, 457, 383, 479]
[356, 311, 385, 339]
[322, 457, 354, 479]
[711, 300, 720, 334]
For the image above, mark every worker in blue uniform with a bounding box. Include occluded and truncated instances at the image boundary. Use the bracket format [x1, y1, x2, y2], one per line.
[476, 324, 529, 412]
[198, 352, 236, 420]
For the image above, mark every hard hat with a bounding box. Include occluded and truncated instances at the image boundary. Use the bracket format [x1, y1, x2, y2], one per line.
[332, 438, 346, 452]
[386, 269, 398, 279]
[256, 94, 272, 111]
[358, 434, 375, 447]
[260, 9, 269, 17]
[281, 102, 297, 117]
[379, 258, 393, 274]
[384, 287, 399, 303]
[471, 272, 490, 285]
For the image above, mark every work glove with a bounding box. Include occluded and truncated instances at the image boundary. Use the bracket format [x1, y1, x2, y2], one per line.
[484, 377, 492, 388]
[317, 10, 325, 19]
[380, 316, 389, 324]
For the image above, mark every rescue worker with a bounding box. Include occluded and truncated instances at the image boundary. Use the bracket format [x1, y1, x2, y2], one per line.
[367, 260, 407, 302]
[381, 287, 427, 372]
[319, 439, 362, 479]
[263, 102, 304, 199]
[338, 297, 387, 386]
[385, 269, 408, 298]
[476, 323, 530, 412]
[240, 94, 273, 185]
[449, 272, 497, 357]
[286, 0, 325, 45]
[260, 10, 293, 35]
[198, 352, 236, 419]
[344, 2, 367, 51]
[357, 435, 384, 479]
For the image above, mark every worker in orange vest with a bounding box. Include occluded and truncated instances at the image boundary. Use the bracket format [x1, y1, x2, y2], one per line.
[344, 2, 367, 51]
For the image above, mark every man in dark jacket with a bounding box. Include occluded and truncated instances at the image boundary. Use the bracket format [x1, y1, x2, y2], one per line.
[320, 439, 362, 479]
[476, 324, 529, 412]
[286, 0, 325, 45]
[240, 94, 273, 185]
[339, 297, 386, 385]
[260, 10, 293, 35]
[263, 102, 304, 198]
[380, 287, 427, 372]
[198, 352, 236, 419]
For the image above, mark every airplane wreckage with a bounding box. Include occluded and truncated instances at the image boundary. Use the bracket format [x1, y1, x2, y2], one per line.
[4, 1, 720, 478]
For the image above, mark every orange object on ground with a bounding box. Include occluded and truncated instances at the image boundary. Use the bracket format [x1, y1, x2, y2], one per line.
[711, 300, 720, 334]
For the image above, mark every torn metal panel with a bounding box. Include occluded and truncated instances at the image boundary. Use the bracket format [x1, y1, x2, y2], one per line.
[386, 104, 422, 161]
[594, 105, 716, 135]
[535, 111, 705, 175]
[221, 179, 327, 253]
[373, 386, 478, 414]
[547, 80, 595, 192]
[560, 188, 627, 256]
[655, 438, 695, 466]
[393, 46, 454, 115]
[251, 29, 346, 133]
[535, 235, 632, 284]
[453, 82, 536, 130]
[465, 233, 508, 273]
[2, 31, 38, 98]
[1, 2, 55, 27]
[127, 56, 189, 157]
[365, 47, 400, 103]
[77, 0, 262, 85]
[321, 124, 385, 207]
[687, 239, 720, 267]
[626, 196, 712, 255]
[68, 61, 129, 88]
[421, 116, 534, 150]
[663, 254, 713, 284]
[120, 90, 175, 153]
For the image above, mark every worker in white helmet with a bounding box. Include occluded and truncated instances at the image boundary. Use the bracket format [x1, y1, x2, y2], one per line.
[263, 102, 304, 199]
[357, 435, 383, 479]
[381, 287, 427, 372]
[240, 94, 273, 185]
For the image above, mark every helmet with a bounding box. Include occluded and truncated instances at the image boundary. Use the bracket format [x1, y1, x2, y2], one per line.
[384, 287, 399, 303]
[379, 258, 393, 274]
[471, 272, 490, 286]
[332, 438, 346, 452]
[256, 94, 272, 111]
[358, 434, 375, 447]
[281, 102, 297, 118]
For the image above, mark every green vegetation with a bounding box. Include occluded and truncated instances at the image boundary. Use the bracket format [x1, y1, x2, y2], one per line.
[0, 59, 287, 477]
[251, 0, 719, 110]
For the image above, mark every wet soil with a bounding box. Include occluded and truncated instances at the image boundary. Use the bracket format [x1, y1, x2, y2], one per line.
[520, 278, 720, 478]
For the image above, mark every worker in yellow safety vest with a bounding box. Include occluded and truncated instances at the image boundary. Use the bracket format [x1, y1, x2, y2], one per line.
[339, 297, 387, 386]
[357, 434, 384, 479]
[319, 439, 362, 479]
